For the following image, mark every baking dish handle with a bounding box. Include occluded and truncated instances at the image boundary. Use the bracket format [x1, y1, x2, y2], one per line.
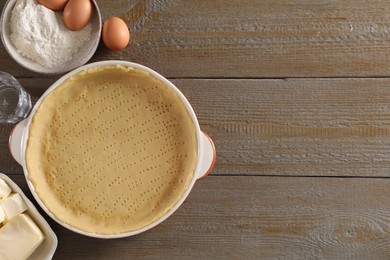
[9, 119, 28, 165]
[196, 131, 216, 180]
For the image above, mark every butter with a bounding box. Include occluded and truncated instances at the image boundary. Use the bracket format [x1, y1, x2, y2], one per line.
[0, 179, 11, 199]
[0, 193, 28, 220]
[0, 207, 4, 224]
[0, 213, 44, 260]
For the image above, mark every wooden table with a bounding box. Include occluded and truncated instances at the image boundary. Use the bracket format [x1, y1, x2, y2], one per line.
[2, 0, 390, 258]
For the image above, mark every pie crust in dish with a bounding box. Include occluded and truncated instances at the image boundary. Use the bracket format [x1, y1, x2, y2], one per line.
[26, 65, 198, 234]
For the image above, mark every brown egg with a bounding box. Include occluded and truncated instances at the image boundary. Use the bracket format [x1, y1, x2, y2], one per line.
[37, 0, 69, 11]
[63, 0, 93, 31]
[102, 17, 130, 51]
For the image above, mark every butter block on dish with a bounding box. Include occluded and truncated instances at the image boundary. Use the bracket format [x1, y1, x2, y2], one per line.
[0, 193, 28, 220]
[0, 213, 45, 260]
[0, 179, 11, 199]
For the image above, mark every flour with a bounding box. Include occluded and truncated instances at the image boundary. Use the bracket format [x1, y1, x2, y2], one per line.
[10, 0, 92, 68]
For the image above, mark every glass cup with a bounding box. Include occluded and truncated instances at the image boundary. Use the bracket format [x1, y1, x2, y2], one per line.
[0, 72, 31, 124]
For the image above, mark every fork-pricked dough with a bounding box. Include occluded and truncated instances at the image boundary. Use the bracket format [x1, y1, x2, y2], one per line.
[26, 65, 198, 234]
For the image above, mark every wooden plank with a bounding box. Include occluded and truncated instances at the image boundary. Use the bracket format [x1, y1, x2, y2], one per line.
[5, 174, 390, 259]
[4, 78, 390, 177]
[4, 0, 390, 78]
[0, 124, 19, 175]
[180, 78, 390, 177]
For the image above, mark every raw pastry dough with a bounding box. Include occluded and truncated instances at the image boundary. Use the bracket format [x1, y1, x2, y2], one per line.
[26, 65, 198, 234]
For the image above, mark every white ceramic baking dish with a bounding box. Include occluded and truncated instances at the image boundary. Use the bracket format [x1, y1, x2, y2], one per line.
[8, 61, 216, 238]
[0, 173, 57, 259]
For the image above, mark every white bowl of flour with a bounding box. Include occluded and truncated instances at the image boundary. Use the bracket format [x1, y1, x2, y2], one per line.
[0, 0, 102, 75]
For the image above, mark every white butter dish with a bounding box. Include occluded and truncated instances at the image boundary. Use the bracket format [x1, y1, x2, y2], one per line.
[0, 173, 57, 260]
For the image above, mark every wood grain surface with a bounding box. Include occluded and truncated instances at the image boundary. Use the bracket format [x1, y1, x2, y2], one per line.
[8, 174, 390, 259]
[176, 78, 390, 177]
[3, 0, 390, 78]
